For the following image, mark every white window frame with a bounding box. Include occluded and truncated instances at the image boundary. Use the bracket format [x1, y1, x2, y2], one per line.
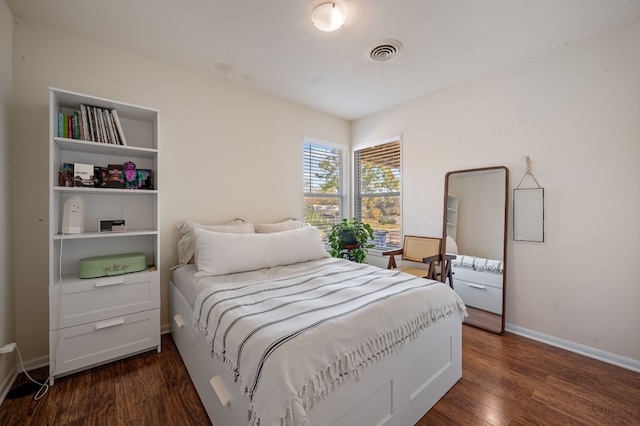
[353, 133, 402, 248]
[303, 137, 348, 239]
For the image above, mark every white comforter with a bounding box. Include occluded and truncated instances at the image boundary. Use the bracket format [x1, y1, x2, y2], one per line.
[193, 257, 466, 426]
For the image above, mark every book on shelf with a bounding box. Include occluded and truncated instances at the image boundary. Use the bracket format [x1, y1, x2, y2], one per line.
[61, 114, 67, 138]
[55, 112, 81, 140]
[73, 111, 81, 140]
[80, 105, 91, 142]
[94, 106, 104, 142]
[87, 106, 98, 142]
[58, 105, 128, 145]
[58, 113, 65, 138]
[94, 166, 108, 188]
[110, 109, 128, 146]
[59, 163, 74, 187]
[74, 163, 94, 187]
[102, 109, 112, 143]
[103, 109, 118, 145]
[106, 163, 124, 188]
[108, 111, 121, 145]
[96, 107, 106, 143]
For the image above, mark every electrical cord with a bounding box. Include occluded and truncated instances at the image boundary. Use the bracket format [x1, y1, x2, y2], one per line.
[18, 232, 68, 401]
[14, 345, 50, 400]
[15, 232, 69, 401]
[43, 231, 67, 395]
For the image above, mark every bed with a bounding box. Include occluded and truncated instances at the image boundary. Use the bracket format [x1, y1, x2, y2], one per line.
[170, 220, 467, 425]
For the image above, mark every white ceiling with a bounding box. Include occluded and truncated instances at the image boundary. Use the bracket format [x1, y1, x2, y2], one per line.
[8, 0, 640, 120]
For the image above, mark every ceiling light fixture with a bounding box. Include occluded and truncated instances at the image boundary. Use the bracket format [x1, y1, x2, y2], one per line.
[312, 3, 347, 32]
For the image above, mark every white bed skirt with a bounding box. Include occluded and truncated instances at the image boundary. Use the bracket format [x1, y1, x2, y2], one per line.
[170, 281, 462, 425]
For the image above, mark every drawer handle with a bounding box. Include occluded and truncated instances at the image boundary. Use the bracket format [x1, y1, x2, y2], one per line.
[210, 376, 231, 406]
[468, 283, 487, 290]
[95, 278, 125, 288]
[174, 315, 185, 328]
[96, 318, 126, 330]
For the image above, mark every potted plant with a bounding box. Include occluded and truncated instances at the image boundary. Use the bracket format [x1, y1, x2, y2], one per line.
[327, 218, 374, 263]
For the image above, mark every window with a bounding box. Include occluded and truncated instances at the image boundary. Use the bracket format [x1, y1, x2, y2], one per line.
[354, 137, 401, 247]
[303, 139, 346, 240]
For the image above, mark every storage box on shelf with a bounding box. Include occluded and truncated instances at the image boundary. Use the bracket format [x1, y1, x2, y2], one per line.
[48, 88, 161, 384]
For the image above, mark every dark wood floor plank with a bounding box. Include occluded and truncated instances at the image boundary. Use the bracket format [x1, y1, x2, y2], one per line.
[420, 326, 640, 426]
[1, 326, 639, 425]
[538, 375, 640, 425]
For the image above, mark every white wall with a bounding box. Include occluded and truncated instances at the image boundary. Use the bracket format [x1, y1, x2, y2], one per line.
[0, 0, 16, 396]
[353, 20, 640, 364]
[11, 18, 350, 361]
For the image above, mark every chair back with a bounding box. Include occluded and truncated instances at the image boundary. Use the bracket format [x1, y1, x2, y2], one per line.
[402, 235, 441, 263]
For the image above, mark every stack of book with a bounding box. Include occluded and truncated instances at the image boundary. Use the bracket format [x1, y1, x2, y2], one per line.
[57, 105, 127, 145]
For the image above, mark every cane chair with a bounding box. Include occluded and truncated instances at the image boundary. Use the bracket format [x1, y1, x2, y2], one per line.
[383, 235, 442, 280]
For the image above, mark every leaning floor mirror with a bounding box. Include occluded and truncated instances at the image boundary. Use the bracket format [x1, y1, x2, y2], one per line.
[442, 166, 508, 334]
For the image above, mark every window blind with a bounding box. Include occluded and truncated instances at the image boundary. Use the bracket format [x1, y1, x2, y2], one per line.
[354, 139, 401, 246]
[303, 141, 346, 238]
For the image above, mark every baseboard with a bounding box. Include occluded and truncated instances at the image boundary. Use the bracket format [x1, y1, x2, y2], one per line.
[18, 354, 49, 373]
[7, 326, 172, 381]
[505, 323, 640, 373]
[0, 365, 18, 406]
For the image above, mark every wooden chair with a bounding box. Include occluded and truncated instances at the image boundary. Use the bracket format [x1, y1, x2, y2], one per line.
[383, 235, 442, 280]
[441, 254, 456, 287]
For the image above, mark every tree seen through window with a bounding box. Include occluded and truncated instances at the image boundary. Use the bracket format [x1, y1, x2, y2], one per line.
[303, 141, 345, 240]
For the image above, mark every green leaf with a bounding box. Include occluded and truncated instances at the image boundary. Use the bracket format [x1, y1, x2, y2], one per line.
[325, 218, 374, 263]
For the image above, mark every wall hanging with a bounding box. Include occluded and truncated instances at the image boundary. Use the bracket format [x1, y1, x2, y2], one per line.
[513, 156, 544, 242]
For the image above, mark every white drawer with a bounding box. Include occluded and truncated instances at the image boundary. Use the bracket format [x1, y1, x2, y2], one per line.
[50, 271, 160, 330]
[452, 267, 503, 289]
[453, 279, 503, 315]
[49, 309, 160, 379]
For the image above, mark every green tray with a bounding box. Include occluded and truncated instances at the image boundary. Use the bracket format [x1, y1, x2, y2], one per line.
[79, 252, 147, 278]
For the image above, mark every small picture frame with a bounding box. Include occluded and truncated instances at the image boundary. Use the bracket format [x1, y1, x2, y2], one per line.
[137, 169, 153, 189]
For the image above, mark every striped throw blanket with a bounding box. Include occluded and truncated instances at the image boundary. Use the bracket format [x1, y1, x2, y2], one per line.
[194, 257, 466, 426]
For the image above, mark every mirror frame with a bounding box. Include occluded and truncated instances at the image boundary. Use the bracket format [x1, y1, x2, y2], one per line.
[513, 187, 544, 242]
[442, 166, 509, 334]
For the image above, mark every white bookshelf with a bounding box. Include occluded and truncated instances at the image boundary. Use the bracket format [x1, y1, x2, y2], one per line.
[447, 193, 459, 241]
[48, 88, 161, 384]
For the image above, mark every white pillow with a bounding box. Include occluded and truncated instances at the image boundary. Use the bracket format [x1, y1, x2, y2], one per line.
[194, 226, 329, 277]
[176, 218, 254, 267]
[254, 218, 305, 233]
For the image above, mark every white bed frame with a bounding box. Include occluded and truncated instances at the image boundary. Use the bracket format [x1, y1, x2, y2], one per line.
[170, 281, 462, 426]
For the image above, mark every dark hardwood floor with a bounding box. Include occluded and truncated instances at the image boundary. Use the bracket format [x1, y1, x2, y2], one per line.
[420, 326, 640, 425]
[0, 336, 211, 426]
[1, 327, 639, 425]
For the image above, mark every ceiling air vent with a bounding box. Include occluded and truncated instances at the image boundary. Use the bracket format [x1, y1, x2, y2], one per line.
[367, 39, 403, 62]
